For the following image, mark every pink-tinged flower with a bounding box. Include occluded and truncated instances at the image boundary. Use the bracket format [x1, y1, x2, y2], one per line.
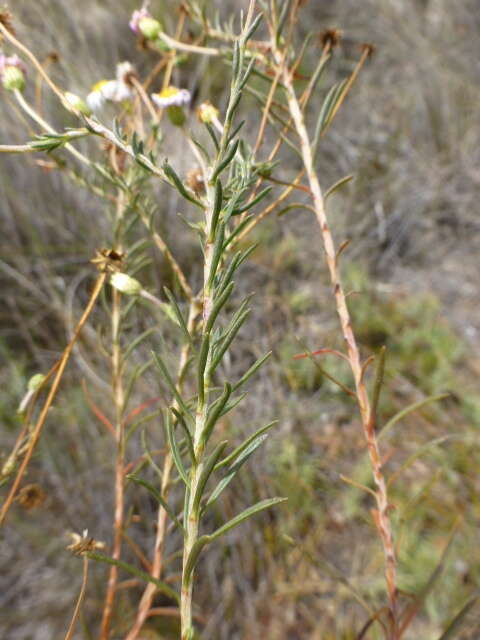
[0, 53, 27, 91]
[86, 62, 135, 111]
[129, 8, 150, 34]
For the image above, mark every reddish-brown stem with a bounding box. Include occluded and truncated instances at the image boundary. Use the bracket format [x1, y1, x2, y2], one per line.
[0, 273, 106, 527]
[277, 41, 398, 635]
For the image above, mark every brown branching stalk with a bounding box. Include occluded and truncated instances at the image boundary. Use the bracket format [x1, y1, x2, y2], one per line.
[64, 555, 89, 640]
[0, 272, 106, 527]
[274, 20, 398, 636]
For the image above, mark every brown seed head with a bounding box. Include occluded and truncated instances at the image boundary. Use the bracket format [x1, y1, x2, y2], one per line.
[320, 28, 342, 49]
[0, 8, 15, 35]
[361, 42, 376, 58]
[186, 167, 206, 196]
[17, 483, 46, 509]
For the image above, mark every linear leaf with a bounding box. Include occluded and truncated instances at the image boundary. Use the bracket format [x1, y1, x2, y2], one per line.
[209, 497, 287, 542]
[205, 431, 272, 511]
[215, 421, 278, 471]
[152, 350, 191, 417]
[436, 595, 479, 640]
[86, 552, 179, 603]
[192, 440, 228, 512]
[232, 351, 272, 391]
[166, 413, 190, 486]
[126, 474, 184, 532]
[379, 394, 449, 441]
[324, 174, 354, 200]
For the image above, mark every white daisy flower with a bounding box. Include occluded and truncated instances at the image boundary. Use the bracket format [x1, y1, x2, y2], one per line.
[151, 86, 191, 108]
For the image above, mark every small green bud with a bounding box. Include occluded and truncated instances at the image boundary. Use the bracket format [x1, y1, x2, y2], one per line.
[28, 373, 46, 392]
[110, 272, 142, 296]
[3, 66, 25, 91]
[64, 91, 92, 116]
[139, 16, 161, 40]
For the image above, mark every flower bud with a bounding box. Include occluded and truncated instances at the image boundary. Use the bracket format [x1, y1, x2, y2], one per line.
[110, 272, 142, 296]
[197, 101, 219, 124]
[138, 16, 161, 40]
[2, 65, 25, 91]
[28, 373, 46, 392]
[65, 91, 92, 115]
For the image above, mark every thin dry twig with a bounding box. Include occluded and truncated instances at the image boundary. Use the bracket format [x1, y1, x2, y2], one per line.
[0, 272, 107, 527]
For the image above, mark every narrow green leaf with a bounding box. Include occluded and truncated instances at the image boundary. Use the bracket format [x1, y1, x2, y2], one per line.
[231, 186, 272, 215]
[170, 407, 195, 463]
[210, 179, 223, 239]
[232, 351, 272, 391]
[211, 140, 239, 183]
[209, 309, 250, 374]
[126, 474, 184, 532]
[206, 223, 226, 290]
[166, 412, 190, 486]
[398, 521, 459, 635]
[244, 13, 263, 42]
[238, 57, 256, 91]
[220, 391, 247, 417]
[183, 535, 210, 585]
[205, 431, 272, 511]
[379, 394, 449, 441]
[370, 346, 386, 425]
[209, 497, 287, 542]
[163, 288, 193, 346]
[215, 421, 278, 471]
[152, 350, 191, 417]
[205, 122, 220, 152]
[197, 334, 210, 406]
[162, 160, 204, 209]
[86, 552, 179, 603]
[205, 281, 235, 333]
[304, 53, 331, 106]
[324, 174, 354, 200]
[123, 327, 157, 361]
[192, 440, 228, 512]
[202, 383, 232, 444]
[436, 595, 479, 640]
[227, 120, 245, 145]
[222, 215, 254, 247]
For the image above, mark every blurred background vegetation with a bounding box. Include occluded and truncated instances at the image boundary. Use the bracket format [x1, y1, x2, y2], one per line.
[1, 0, 479, 638]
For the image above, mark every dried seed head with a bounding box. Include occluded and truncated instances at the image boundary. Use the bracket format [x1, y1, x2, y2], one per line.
[67, 529, 105, 556]
[17, 483, 46, 509]
[91, 248, 125, 273]
[0, 8, 15, 35]
[186, 167, 206, 196]
[320, 28, 342, 49]
[361, 42, 376, 57]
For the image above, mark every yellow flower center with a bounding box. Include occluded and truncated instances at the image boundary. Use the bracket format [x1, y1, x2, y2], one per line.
[158, 86, 180, 99]
[91, 79, 108, 93]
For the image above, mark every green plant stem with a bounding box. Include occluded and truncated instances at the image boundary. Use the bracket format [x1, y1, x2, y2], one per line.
[126, 302, 199, 640]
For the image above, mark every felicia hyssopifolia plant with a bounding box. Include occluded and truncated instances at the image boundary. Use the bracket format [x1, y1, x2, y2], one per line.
[0, 4, 285, 639]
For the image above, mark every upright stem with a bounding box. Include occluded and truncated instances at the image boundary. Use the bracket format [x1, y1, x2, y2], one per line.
[126, 303, 198, 640]
[279, 53, 398, 632]
[180, 184, 215, 639]
[100, 285, 126, 639]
